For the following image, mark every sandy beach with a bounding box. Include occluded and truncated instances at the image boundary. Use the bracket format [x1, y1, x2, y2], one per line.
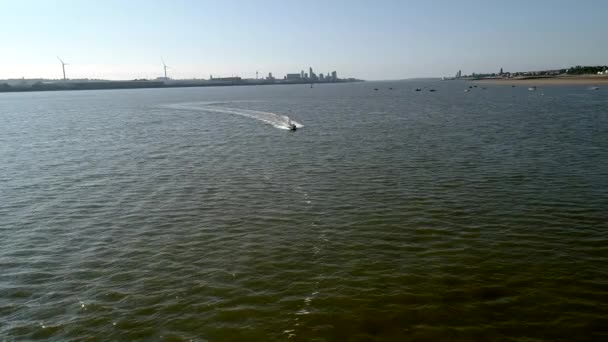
[474, 76, 608, 86]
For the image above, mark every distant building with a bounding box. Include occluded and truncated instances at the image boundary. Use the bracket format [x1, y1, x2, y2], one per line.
[309, 67, 317, 81]
[301, 70, 305, 78]
[331, 71, 337, 80]
[319, 73, 324, 81]
[266, 72, 275, 81]
[286, 73, 302, 81]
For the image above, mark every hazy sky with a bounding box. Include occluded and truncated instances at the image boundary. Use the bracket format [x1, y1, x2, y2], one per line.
[2, 0, 607, 80]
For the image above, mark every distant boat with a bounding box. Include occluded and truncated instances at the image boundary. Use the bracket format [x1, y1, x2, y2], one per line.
[528, 86, 537, 91]
[415, 88, 421, 92]
[590, 86, 600, 90]
[429, 89, 436, 92]
[389, 87, 393, 90]
[374, 88, 379, 91]
[464, 89, 470, 92]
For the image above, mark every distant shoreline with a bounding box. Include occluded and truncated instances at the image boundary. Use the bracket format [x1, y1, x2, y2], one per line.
[0, 79, 363, 94]
[473, 75, 608, 85]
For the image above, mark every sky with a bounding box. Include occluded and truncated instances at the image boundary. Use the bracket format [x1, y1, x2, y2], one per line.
[1, 0, 607, 80]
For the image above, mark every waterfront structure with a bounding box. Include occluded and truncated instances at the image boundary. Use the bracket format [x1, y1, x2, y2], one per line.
[282, 67, 343, 83]
[309, 67, 318, 81]
[286, 73, 302, 81]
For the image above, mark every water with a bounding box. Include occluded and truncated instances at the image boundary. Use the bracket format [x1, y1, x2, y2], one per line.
[1, 81, 607, 341]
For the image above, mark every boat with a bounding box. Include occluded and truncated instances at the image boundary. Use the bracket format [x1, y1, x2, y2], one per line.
[464, 89, 470, 92]
[429, 89, 436, 92]
[528, 86, 537, 91]
[287, 120, 297, 131]
[415, 88, 421, 91]
[590, 86, 600, 90]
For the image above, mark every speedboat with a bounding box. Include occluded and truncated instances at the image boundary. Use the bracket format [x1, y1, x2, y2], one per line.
[287, 121, 297, 131]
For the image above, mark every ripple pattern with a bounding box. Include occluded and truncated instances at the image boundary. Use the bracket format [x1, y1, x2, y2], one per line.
[1, 83, 607, 341]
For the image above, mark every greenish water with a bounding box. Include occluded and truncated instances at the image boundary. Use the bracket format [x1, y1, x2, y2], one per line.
[1, 81, 607, 341]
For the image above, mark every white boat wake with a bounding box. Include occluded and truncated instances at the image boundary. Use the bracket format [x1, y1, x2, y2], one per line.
[162, 101, 303, 130]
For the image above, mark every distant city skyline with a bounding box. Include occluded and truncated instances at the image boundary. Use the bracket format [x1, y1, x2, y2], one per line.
[2, 0, 607, 80]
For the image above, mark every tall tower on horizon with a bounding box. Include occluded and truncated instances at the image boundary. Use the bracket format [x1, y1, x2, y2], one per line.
[57, 57, 68, 80]
[309, 66, 317, 81]
[161, 58, 169, 79]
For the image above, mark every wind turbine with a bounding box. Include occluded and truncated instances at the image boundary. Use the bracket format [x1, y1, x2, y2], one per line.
[57, 56, 68, 80]
[161, 58, 169, 78]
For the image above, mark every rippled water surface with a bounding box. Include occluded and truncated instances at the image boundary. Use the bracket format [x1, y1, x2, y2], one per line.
[1, 81, 607, 341]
